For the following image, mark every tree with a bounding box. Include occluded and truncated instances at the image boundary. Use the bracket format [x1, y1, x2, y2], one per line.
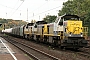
[43, 15, 57, 23]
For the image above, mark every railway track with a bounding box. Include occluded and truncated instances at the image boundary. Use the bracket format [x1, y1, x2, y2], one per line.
[4, 36, 60, 60]
[1, 34, 90, 60]
[76, 52, 90, 58]
[76, 47, 90, 58]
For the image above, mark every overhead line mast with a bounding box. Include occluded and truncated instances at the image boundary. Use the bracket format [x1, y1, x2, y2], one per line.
[27, 8, 28, 22]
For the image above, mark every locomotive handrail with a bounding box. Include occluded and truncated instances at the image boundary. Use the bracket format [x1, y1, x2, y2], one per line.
[83, 27, 88, 39]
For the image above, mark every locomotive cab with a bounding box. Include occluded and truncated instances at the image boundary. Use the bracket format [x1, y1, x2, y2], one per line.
[57, 14, 88, 48]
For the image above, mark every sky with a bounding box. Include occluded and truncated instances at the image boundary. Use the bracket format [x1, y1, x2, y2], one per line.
[0, 0, 68, 22]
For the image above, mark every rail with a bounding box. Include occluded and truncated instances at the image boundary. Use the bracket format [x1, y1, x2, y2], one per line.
[5, 36, 60, 60]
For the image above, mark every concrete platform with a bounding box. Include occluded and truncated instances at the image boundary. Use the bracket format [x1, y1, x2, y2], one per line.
[0, 37, 31, 60]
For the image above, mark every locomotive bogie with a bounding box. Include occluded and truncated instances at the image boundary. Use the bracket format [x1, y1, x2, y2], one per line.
[61, 37, 87, 48]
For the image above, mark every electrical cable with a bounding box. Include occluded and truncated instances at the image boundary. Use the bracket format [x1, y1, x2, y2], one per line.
[27, 2, 47, 15]
[29, 5, 61, 18]
[10, 1, 24, 17]
[0, 4, 16, 10]
[9, 0, 20, 14]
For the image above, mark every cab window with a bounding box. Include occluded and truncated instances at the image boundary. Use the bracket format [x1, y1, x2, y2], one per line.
[59, 18, 63, 25]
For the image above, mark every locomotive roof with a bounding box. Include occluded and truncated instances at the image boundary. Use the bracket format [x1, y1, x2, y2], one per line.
[27, 23, 34, 26]
[36, 21, 47, 25]
[61, 14, 80, 19]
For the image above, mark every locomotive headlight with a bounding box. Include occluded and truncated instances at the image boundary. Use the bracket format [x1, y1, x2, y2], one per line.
[69, 34, 71, 36]
[69, 32, 72, 36]
[81, 35, 83, 37]
[80, 32, 83, 37]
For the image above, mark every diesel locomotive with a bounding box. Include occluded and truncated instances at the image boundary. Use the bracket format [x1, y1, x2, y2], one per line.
[2, 14, 88, 49]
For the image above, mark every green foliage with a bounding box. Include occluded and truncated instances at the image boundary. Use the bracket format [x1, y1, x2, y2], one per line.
[43, 15, 57, 23]
[58, 0, 90, 35]
[0, 18, 27, 29]
[0, 19, 8, 23]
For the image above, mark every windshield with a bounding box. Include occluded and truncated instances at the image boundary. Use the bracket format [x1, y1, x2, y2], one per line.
[61, 15, 80, 21]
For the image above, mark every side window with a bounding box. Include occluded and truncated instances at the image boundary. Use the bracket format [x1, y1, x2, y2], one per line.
[26, 25, 28, 28]
[26, 26, 28, 28]
[59, 18, 63, 25]
[34, 24, 37, 28]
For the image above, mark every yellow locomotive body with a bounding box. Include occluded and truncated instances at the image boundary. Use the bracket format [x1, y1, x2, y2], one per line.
[62, 20, 88, 48]
[65, 20, 88, 39]
[66, 21, 82, 35]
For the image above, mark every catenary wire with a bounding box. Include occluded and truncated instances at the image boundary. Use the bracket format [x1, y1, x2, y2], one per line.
[10, 1, 24, 17]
